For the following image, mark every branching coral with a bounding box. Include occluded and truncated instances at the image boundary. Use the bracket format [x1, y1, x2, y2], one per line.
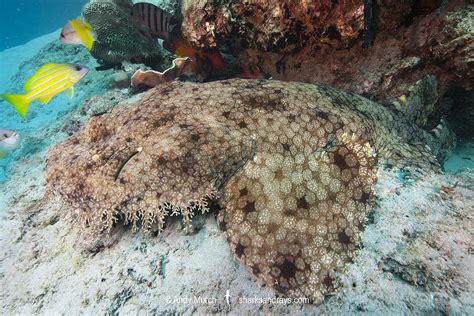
[46, 79, 442, 303]
[83, 0, 163, 65]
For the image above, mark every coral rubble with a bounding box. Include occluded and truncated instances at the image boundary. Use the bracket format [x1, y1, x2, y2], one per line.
[45, 79, 450, 303]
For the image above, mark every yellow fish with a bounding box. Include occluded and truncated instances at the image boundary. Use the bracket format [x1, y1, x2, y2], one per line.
[0, 63, 89, 117]
[60, 18, 96, 51]
[399, 95, 407, 104]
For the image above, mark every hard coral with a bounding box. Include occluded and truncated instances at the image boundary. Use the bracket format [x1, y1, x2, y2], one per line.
[180, 0, 472, 107]
[46, 79, 443, 303]
[83, 0, 163, 65]
[181, 0, 365, 52]
[181, 0, 442, 53]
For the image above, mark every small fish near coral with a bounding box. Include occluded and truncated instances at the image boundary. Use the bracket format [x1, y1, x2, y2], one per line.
[165, 36, 226, 72]
[131, 2, 179, 41]
[60, 18, 96, 51]
[46, 79, 445, 304]
[131, 2, 225, 72]
[70, 1, 224, 75]
[60, 17, 121, 72]
[0, 63, 89, 117]
[0, 129, 20, 158]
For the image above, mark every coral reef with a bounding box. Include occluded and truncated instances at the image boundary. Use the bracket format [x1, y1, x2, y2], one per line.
[179, 0, 472, 104]
[46, 79, 450, 303]
[181, 0, 448, 52]
[182, 0, 365, 51]
[83, 0, 163, 65]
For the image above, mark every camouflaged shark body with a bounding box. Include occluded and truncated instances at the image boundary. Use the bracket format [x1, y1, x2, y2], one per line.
[46, 79, 442, 304]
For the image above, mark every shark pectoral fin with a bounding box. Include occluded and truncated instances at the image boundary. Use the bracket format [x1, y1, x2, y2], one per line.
[218, 131, 377, 303]
[64, 86, 74, 98]
[38, 95, 54, 105]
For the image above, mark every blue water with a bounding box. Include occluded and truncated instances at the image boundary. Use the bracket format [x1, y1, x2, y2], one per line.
[0, 39, 104, 183]
[0, 0, 87, 51]
[0, 0, 99, 183]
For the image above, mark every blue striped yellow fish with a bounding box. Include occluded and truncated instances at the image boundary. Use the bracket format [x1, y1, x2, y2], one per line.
[0, 63, 89, 117]
[60, 18, 96, 51]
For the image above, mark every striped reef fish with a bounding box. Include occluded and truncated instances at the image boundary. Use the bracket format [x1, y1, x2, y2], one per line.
[131, 2, 225, 72]
[60, 18, 96, 51]
[131, 2, 179, 41]
[0, 63, 89, 117]
[164, 36, 226, 71]
[0, 129, 20, 158]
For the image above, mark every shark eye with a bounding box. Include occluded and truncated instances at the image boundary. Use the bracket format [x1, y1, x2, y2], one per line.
[3, 134, 8, 138]
[75, 65, 82, 71]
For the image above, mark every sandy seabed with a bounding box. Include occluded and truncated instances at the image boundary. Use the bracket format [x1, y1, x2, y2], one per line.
[0, 32, 473, 314]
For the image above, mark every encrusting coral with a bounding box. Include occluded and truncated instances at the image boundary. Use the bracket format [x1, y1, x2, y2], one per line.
[179, 0, 473, 103]
[46, 79, 445, 303]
